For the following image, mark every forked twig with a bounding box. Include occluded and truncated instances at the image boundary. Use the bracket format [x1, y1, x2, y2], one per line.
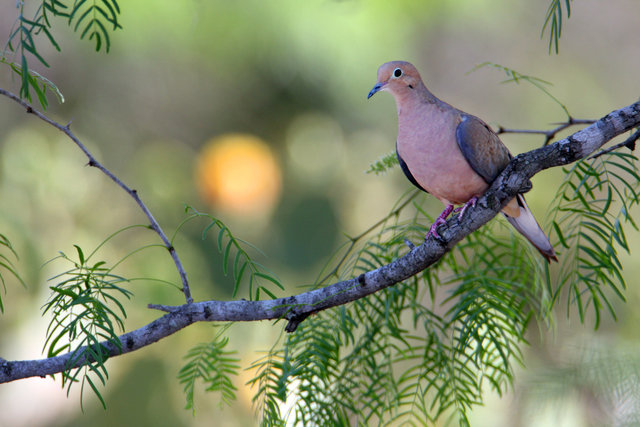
[589, 128, 640, 160]
[497, 117, 595, 145]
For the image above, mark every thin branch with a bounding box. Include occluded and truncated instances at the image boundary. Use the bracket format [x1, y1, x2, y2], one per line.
[497, 117, 595, 145]
[0, 87, 193, 304]
[589, 128, 640, 160]
[2, 99, 639, 384]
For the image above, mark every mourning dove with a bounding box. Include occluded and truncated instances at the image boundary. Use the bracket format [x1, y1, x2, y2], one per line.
[368, 61, 557, 262]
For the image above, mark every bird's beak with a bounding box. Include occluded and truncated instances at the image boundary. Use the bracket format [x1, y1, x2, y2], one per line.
[368, 82, 385, 99]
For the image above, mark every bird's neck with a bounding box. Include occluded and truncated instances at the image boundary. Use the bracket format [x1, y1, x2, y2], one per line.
[394, 85, 446, 122]
[394, 84, 442, 120]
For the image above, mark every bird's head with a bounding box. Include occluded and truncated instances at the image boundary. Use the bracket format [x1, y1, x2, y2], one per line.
[368, 61, 423, 99]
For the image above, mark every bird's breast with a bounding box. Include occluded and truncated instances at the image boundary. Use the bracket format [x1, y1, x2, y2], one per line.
[396, 108, 488, 205]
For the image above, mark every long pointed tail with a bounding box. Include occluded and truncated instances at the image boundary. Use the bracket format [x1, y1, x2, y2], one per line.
[503, 194, 558, 263]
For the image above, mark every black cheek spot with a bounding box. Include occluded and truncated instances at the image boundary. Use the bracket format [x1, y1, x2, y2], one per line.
[408, 84, 414, 89]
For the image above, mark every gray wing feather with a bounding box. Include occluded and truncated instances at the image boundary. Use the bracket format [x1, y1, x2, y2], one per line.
[456, 115, 511, 184]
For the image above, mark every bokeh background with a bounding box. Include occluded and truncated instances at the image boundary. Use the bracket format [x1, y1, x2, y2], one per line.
[1, 0, 640, 425]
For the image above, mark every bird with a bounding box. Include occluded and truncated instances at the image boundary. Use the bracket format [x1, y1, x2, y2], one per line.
[368, 60, 557, 262]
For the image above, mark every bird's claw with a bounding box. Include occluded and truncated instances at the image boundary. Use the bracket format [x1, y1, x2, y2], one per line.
[425, 204, 454, 241]
[454, 196, 478, 221]
[425, 218, 447, 240]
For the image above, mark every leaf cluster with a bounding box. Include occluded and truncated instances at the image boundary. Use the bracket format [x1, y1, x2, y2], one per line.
[174, 208, 285, 414]
[367, 151, 399, 175]
[178, 327, 241, 413]
[42, 244, 132, 410]
[549, 151, 640, 327]
[2, 0, 122, 108]
[244, 150, 640, 425]
[248, 196, 546, 425]
[179, 206, 283, 301]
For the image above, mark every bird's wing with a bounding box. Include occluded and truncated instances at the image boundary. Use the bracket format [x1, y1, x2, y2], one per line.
[455, 114, 511, 184]
[396, 144, 428, 193]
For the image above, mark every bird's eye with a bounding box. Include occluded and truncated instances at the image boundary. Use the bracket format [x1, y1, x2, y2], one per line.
[393, 68, 403, 78]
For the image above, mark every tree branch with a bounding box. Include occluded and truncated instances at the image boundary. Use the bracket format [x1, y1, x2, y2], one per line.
[0, 88, 193, 304]
[497, 117, 596, 145]
[1, 94, 639, 384]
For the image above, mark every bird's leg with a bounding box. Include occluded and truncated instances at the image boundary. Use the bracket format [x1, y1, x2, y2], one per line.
[454, 196, 478, 221]
[426, 204, 454, 240]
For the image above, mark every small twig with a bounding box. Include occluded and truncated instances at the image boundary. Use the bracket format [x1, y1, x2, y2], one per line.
[148, 303, 180, 312]
[0, 87, 194, 304]
[404, 239, 416, 250]
[497, 117, 595, 146]
[589, 128, 640, 160]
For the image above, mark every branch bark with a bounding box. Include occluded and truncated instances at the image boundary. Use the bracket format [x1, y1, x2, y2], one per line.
[1, 94, 639, 384]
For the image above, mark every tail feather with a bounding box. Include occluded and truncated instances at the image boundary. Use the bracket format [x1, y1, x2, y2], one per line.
[503, 194, 558, 263]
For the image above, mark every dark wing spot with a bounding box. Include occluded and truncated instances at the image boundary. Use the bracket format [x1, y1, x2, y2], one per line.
[397, 147, 428, 193]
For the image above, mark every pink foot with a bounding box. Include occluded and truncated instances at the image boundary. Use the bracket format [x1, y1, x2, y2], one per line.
[454, 196, 478, 221]
[426, 205, 454, 240]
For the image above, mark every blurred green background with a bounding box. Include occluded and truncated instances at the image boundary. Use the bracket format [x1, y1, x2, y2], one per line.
[1, 0, 640, 425]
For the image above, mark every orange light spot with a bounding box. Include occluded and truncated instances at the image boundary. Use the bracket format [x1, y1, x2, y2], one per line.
[196, 134, 282, 215]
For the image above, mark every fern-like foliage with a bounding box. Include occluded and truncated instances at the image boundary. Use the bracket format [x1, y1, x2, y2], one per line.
[542, 0, 572, 54]
[249, 146, 640, 425]
[178, 206, 283, 300]
[42, 244, 133, 410]
[367, 151, 399, 175]
[2, 0, 122, 108]
[246, 345, 287, 426]
[3, 1, 62, 108]
[248, 193, 545, 425]
[549, 151, 640, 327]
[0, 233, 26, 313]
[178, 328, 240, 413]
[66, 0, 122, 53]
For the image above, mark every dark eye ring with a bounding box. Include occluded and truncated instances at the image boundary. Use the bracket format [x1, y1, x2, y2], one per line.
[393, 68, 403, 78]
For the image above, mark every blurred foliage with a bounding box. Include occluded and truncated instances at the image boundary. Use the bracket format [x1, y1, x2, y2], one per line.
[543, 0, 572, 54]
[178, 326, 240, 413]
[519, 339, 640, 425]
[470, 62, 570, 118]
[0, 233, 25, 313]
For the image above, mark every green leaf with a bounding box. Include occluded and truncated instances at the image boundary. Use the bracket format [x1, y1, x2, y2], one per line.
[254, 272, 284, 292]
